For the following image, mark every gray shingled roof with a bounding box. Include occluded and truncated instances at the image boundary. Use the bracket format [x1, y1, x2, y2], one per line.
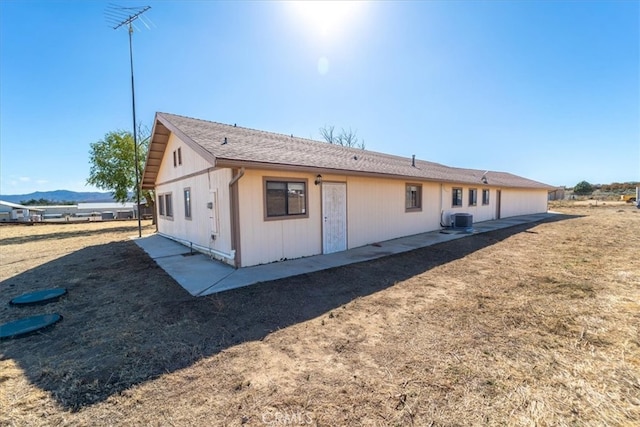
[142, 112, 553, 190]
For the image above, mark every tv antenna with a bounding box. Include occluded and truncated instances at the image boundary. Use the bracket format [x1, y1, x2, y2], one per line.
[106, 4, 152, 238]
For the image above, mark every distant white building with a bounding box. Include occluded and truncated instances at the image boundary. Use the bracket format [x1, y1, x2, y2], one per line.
[0, 199, 142, 222]
[34, 205, 77, 219]
[0, 200, 44, 222]
[77, 202, 137, 219]
[31, 202, 138, 220]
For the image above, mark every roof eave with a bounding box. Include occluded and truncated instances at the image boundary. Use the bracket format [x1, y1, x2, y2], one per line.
[214, 158, 551, 190]
[141, 113, 219, 190]
[215, 158, 395, 179]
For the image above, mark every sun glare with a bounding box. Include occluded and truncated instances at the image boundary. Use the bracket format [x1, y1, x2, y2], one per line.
[290, 1, 361, 39]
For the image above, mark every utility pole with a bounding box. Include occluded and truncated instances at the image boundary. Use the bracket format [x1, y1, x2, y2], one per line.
[106, 5, 151, 238]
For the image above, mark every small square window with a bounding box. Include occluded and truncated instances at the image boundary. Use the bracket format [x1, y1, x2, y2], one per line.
[452, 188, 463, 207]
[405, 184, 422, 211]
[482, 189, 490, 205]
[469, 188, 477, 206]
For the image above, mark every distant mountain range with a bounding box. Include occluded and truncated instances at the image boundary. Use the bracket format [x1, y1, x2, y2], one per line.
[0, 190, 116, 204]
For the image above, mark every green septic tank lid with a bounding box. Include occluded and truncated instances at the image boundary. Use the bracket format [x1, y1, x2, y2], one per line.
[10, 288, 67, 306]
[0, 313, 63, 340]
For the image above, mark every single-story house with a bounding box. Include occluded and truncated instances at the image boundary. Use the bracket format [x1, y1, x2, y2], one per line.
[0, 200, 44, 222]
[142, 112, 554, 268]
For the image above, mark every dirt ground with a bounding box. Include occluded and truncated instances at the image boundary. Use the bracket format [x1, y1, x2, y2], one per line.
[1, 204, 639, 426]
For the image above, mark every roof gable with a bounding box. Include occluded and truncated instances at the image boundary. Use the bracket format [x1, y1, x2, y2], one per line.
[142, 112, 553, 190]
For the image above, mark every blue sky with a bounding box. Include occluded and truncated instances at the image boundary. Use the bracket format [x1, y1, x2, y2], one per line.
[1, 0, 638, 195]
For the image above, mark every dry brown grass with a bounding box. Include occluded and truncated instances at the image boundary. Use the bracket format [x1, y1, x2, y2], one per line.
[1, 205, 639, 426]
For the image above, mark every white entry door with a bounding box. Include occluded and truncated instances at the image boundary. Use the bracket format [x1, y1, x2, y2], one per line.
[322, 182, 347, 254]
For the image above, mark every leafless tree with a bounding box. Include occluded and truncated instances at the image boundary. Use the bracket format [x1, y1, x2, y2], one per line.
[319, 125, 365, 150]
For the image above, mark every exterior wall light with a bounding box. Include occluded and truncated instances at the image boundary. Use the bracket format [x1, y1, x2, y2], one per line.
[315, 174, 323, 185]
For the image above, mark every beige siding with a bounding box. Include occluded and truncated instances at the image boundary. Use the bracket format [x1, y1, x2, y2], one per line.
[155, 134, 234, 264]
[346, 177, 441, 248]
[237, 169, 322, 267]
[439, 185, 547, 224]
[156, 155, 548, 267]
[237, 172, 446, 266]
[500, 189, 549, 218]
[440, 184, 497, 225]
[155, 133, 212, 183]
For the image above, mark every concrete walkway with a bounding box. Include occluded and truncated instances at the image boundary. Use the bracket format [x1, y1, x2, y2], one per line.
[134, 212, 557, 296]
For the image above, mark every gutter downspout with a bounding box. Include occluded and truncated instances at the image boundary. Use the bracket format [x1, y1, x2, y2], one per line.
[439, 183, 446, 228]
[229, 167, 245, 268]
[229, 167, 245, 187]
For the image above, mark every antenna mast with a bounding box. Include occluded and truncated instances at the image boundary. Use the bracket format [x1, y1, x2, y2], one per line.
[106, 4, 151, 238]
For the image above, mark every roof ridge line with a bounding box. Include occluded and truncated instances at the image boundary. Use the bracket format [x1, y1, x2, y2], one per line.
[157, 112, 438, 164]
[158, 112, 363, 149]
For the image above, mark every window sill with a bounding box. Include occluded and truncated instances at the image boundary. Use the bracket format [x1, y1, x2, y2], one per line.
[264, 214, 309, 222]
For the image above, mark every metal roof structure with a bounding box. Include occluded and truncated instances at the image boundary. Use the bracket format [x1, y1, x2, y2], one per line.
[0, 200, 44, 211]
[77, 202, 136, 210]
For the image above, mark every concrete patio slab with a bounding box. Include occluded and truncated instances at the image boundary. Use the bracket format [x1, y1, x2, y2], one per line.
[135, 234, 235, 295]
[134, 212, 557, 296]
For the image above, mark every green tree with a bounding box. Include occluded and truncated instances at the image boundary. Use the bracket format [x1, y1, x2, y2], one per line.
[87, 128, 155, 218]
[88, 130, 137, 202]
[573, 180, 594, 196]
[20, 198, 47, 205]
